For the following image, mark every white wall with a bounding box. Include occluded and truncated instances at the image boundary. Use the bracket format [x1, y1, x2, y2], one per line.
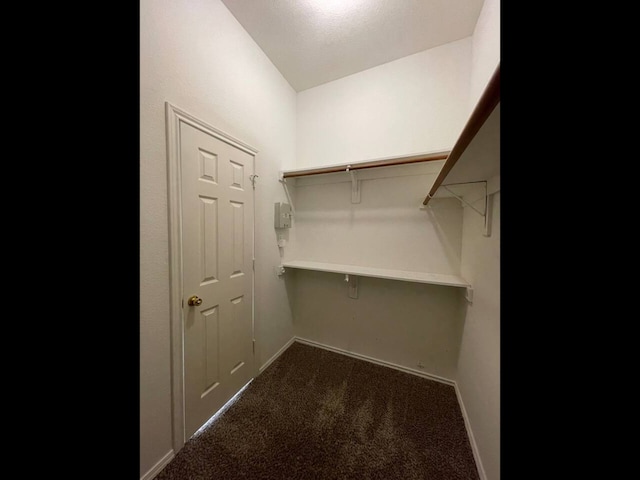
[456, 1, 501, 479]
[285, 162, 462, 274]
[292, 270, 467, 380]
[295, 38, 472, 169]
[288, 31, 474, 391]
[457, 189, 500, 480]
[469, 0, 500, 109]
[140, 0, 296, 477]
[286, 162, 467, 379]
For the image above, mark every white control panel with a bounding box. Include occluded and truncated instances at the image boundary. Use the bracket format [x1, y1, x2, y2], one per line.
[274, 202, 292, 229]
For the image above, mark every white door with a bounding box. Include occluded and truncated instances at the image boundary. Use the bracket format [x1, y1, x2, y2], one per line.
[180, 121, 254, 439]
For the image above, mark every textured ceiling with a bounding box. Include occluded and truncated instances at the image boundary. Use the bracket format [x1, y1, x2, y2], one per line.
[221, 0, 484, 92]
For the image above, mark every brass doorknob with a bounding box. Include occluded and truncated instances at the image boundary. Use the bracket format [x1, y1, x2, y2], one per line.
[187, 295, 203, 306]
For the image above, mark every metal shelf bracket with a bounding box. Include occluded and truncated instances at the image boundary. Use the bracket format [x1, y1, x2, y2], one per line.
[346, 165, 361, 203]
[346, 274, 358, 298]
[465, 286, 474, 304]
[440, 181, 494, 237]
[278, 174, 296, 217]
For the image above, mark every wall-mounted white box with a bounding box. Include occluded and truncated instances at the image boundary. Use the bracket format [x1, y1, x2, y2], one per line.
[274, 202, 292, 229]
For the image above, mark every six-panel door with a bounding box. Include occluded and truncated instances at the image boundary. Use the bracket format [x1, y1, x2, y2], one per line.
[180, 122, 254, 439]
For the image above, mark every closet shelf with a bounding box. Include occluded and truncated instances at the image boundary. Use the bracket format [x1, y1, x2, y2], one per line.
[423, 63, 500, 205]
[281, 150, 450, 179]
[281, 260, 470, 288]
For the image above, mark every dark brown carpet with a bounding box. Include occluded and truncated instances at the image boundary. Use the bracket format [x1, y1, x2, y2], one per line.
[156, 342, 479, 480]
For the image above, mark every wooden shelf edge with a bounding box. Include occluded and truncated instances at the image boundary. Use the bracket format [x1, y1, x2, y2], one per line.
[282, 150, 450, 179]
[281, 260, 470, 288]
[423, 63, 500, 205]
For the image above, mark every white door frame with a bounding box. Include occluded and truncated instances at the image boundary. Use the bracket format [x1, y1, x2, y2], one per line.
[165, 102, 258, 452]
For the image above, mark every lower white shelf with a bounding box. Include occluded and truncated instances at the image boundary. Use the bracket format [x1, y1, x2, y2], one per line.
[281, 260, 470, 288]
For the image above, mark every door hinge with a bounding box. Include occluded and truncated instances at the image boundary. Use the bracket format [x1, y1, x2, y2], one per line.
[181, 298, 184, 308]
[252, 340, 255, 354]
[253, 258, 255, 270]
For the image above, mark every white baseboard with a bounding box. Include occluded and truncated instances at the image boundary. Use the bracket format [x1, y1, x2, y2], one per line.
[454, 383, 487, 480]
[140, 449, 174, 480]
[293, 337, 455, 386]
[258, 336, 296, 373]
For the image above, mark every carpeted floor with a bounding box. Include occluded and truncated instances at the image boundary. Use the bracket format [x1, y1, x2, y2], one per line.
[156, 342, 480, 479]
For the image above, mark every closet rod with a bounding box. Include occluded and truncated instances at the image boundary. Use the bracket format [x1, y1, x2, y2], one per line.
[282, 151, 449, 179]
[423, 64, 500, 206]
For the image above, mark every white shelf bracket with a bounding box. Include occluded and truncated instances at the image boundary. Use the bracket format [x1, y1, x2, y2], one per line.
[346, 165, 361, 203]
[440, 181, 493, 237]
[465, 286, 473, 304]
[483, 191, 492, 237]
[278, 177, 296, 217]
[348, 275, 359, 299]
[442, 184, 486, 217]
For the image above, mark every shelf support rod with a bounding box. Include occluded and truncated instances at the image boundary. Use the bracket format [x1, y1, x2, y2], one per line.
[483, 189, 492, 237]
[442, 184, 486, 217]
[438, 181, 493, 237]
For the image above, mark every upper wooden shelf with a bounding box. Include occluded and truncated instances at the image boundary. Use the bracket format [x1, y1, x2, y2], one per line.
[281, 150, 450, 179]
[423, 64, 500, 205]
[279, 64, 499, 205]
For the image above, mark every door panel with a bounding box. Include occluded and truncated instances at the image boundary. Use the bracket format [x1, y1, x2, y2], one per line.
[230, 201, 245, 276]
[180, 122, 254, 439]
[199, 195, 218, 284]
[202, 305, 220, 395]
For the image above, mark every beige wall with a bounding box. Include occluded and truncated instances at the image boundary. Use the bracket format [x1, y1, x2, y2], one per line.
[295, 38, 472, 170]
[456, 0, 501, 478]
[287, 164, 467, 380]
[285, 162, 462, 275]
[288, 37, 474, 383]
[140, 0, 297, 476]
[293, 270, 467, 381]
[457, 190, 500, 480]
[469, 0, 501, 108]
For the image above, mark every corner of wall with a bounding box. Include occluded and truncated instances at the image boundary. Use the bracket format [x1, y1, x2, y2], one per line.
[453, 383, 487, 480]
[140, 450, 175, 480]
[455, 190, 500, 480]
[469, 0, 500, 110]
